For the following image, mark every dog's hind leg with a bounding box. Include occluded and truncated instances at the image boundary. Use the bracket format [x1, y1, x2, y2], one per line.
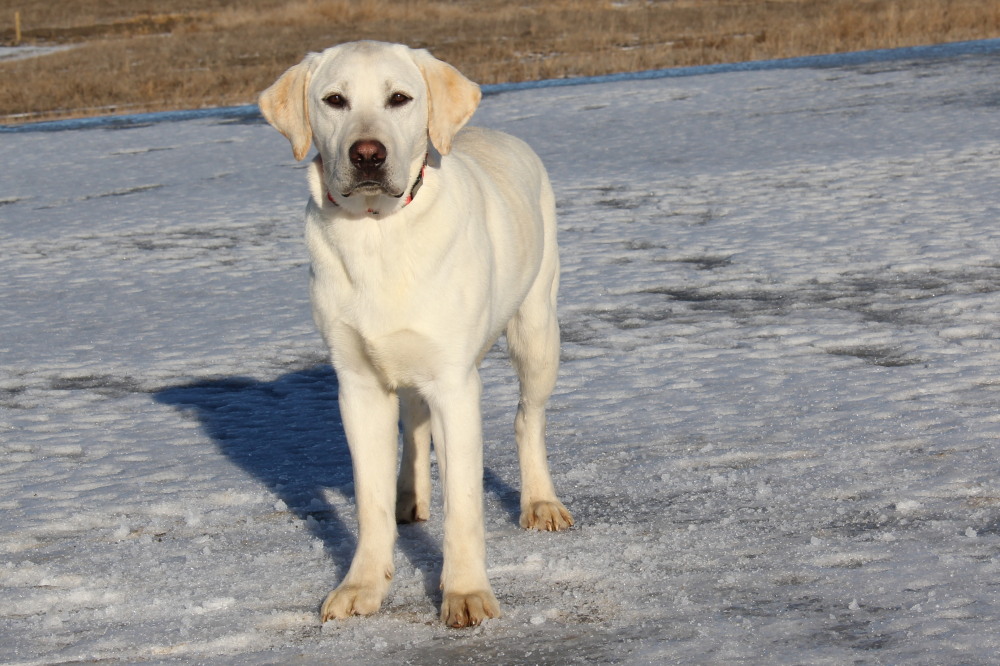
[506, 248, 574, 532]
[396, 388, 432, 523]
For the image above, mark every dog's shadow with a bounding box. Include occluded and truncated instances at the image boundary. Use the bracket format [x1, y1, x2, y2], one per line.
[154, 365, 521, 602]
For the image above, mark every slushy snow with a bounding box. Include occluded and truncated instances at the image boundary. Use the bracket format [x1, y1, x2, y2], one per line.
[2, 43, 1000, 664]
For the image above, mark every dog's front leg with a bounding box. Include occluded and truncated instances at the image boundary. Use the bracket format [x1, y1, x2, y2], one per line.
[428, 373, 501, 628]
[321, 374, 399, 621]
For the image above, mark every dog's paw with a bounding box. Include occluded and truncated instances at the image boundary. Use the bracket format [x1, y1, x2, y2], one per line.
[320, 581, 388, 622]
[441, 590, 500, 628]
[520, 500, 574, 531]
[395, 492, 430, 524]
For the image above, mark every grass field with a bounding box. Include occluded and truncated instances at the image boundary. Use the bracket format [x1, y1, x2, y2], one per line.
[2, 0, 1000, 123]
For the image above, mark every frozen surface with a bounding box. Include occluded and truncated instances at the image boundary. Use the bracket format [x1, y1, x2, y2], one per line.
[0, 45, 77, 63]
[3, 44, 1000, 664]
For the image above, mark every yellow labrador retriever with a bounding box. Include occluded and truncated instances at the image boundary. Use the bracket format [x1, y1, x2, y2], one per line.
[259, 41, 572, 628]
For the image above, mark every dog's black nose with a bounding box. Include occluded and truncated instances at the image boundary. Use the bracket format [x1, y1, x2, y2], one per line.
[349, 140, 387, 173]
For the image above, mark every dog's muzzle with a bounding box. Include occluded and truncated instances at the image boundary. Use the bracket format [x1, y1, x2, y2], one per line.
[350, 139, 387, 180]
[326, 153, 428, 214]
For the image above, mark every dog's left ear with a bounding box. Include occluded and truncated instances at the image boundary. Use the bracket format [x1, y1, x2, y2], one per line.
[259, 53, 318, 161]
[411, 49, 481, 155]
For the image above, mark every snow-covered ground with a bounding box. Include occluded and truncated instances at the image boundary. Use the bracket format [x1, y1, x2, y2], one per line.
[0, 45, 77, 63]
[3, 42, 1000, 664]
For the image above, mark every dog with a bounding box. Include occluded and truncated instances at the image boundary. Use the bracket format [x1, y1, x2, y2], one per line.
[259, 41, 573, 628]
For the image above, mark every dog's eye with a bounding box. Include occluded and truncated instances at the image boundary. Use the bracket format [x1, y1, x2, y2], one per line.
[388, 92, 412, 108]
[324, 93, 348, 109]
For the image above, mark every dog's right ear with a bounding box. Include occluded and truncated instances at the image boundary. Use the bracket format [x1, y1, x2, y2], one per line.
[259, 54, 318, 161]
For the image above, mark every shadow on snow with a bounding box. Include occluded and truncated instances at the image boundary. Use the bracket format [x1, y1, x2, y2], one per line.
[154, 365, 522, 604]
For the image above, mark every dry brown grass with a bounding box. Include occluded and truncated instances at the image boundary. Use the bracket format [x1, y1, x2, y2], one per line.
[2, 0, 999, 123]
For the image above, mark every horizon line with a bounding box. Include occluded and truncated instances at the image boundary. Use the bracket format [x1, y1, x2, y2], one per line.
[3, 37, 999, 134]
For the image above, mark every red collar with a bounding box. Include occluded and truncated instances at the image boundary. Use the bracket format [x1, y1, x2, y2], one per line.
[326, 155, 427, 215]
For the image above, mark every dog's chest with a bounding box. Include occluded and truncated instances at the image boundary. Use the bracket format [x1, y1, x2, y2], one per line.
[311, 259, 450, 388]
[307, 212, 492, 387]
[361, 327, 442, 388]
[336, 297, 448, 388]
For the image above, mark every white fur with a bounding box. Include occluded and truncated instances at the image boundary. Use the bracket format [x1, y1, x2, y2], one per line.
[260, 41, 572, 628]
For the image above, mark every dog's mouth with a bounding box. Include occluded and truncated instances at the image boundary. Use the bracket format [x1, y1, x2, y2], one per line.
[343, 181, 405, 198]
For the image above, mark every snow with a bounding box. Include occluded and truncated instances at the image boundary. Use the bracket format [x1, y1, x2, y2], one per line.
[3, 42, 1000, 663]
[0, 46, 77, 63]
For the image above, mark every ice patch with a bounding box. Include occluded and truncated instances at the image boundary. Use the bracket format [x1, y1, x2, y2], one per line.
[0, 45, 77, 63]
[895, 500, 923, 516]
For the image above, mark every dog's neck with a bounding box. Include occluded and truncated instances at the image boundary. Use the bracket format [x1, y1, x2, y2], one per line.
[326, 154, 428, 216]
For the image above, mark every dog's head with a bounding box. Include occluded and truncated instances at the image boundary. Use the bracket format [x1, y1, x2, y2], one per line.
[259, 41, 481, 217]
